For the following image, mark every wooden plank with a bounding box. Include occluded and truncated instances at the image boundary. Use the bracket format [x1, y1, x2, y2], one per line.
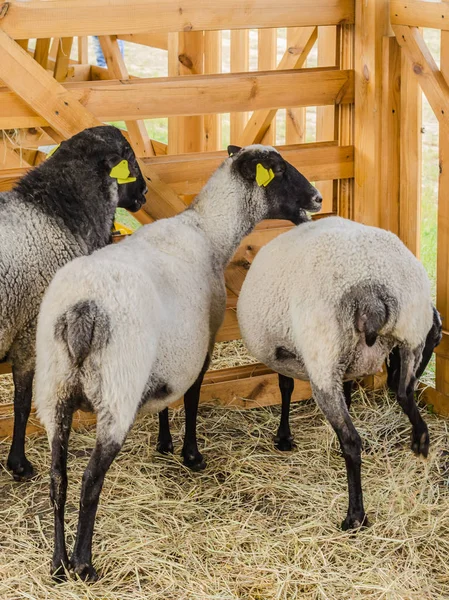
[399, 43, 421, 256]
[258, 29, 277, 145]
[418, 384, 449, 418]
[436, 11, 449, 400]
[142, 143, 354, 196]
[316, 26, 337, 214]
[0, 67, 355, 129]
[0, 29, 98, 137]
[391, 1, 449, 30]
[33, 38, 51, 68]
[0, 144, 30, 168]
[203, 31, 222, 152]
[353, 0, 390, 227]
[3, 1, 355, 38]
[393, 25, 449, 140]
[53, 37, 74, 81]
[337, 23, 354, 219]
[379, 35, 401, 235]
[117, 33, 168, 50]
[78, 36, 88, 64]
[168, 31, 205, 155]
[0, 167, 30, 191]
[239, 27, 318, 146]
[230, 30, 249, 143]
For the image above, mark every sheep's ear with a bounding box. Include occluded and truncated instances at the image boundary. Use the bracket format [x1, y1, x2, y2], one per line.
[227, 145, 241, 157]
[236, 152, 286, 186]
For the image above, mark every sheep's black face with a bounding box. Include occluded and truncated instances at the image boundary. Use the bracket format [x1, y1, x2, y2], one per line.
[229, 145, 322, 225]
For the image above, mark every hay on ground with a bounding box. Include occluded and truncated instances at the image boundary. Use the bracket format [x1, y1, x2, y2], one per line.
[1, 385, 449, 600]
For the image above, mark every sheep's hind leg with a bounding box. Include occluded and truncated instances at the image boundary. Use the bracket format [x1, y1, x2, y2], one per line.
[311, 381, 368, 531]
[343, 380, 353, 411]
[50, 398, 75, 582]
[157, 408, 174, 454]
[7, 366, 34, 480]
[70, 436, 123, 582]
[181, 355, 209, 471]
[275, 374, 295, 451]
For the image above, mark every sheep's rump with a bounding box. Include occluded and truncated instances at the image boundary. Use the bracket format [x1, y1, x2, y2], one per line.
[238, 217, 433, 382]
[0, 193, 80, 360]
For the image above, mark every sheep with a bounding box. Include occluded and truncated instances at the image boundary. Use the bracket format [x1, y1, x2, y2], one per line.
[0, 125, 147, 480]
[237, 216, 442, 531]
[34, 144, 322, 581]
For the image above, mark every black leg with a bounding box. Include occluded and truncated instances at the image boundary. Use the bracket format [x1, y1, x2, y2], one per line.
[70, 440, 121, 582]
[343, 380, 353, 411]
[7, 368, 34, 480]
[311, 382, 368, 530]
[275, 374, 295, 451]
[181, 356, 209, 471]
[157, 408, 174, 454]
[50, 401, 74, 582]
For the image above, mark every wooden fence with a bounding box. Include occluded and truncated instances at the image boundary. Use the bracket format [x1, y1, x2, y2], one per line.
[2, 0, 446, 437]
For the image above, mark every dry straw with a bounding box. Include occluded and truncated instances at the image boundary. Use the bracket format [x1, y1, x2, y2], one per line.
[0, 347, 449, 599]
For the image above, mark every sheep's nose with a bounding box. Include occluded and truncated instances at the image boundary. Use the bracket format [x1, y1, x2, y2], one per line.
[312, 192, 323, 204]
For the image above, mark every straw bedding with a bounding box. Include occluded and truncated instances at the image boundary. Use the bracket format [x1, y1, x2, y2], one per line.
[1, 376, 449, 599]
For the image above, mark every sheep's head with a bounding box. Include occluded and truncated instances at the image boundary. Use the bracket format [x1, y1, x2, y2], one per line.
[46, 125, 148, 213]
[227, 144, 322, 225]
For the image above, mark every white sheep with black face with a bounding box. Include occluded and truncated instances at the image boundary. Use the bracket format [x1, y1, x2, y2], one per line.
[0, 125, 147, 481]
[34, 144, 322, 582]
[237, 216, 442, 531]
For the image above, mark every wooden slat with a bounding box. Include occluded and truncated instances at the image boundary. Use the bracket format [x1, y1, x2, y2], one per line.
[0, 67, 355, 129]
[391, 1, 449, 30]
[399, 43, 421, 256]
[0, 167, 30, 191]
[53, 37, 74, 82]
[203, 31, 222, 152]
[0, 144, 30, 168]
[379, 35, 401, 235]
[238, 27, 318, 146]
[258, 29, 277, 145]
[117, 33, 168, 50]
[3, 1, 355, 38]
[316, 25, 337, 214]
[230, 30, 249, 143]
[436, 12, 449, 399]
[78, 36, 88, 64]
[141, 143, 354, 196]
[418, 384, 449, 419]
[337, 23, 354, 219]
[33, 38, 51, 68]
[393, 25, 449, 140]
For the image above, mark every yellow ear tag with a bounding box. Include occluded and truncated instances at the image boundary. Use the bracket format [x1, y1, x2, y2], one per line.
[109, 159, 137, 185]
[256, 163, 275, 187]
[46, 144, 60, 159]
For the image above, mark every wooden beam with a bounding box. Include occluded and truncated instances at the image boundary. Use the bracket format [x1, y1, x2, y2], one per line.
[141, 143, 354, 196]
[53, 37, 74, 81]
[0, 67, 355, 129]
[3, 1, 355, 39]
[117, 32, 168, 50]
[78, 36, 88, 64]
[0, 29, 98, 137]
[203, 30, 222, 152]
[238, 27, 318, 146]
[230, 30, 249, 143]
[393, 25, 449, 139]
[398, 42, 422, 256]
[0, 144, 31, 168]
[391, 1, 449, 30]
[258, 29, 277, 145]
[33, 38, 51, 68]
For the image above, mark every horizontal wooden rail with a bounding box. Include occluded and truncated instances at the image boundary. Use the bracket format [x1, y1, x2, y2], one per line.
[1, 1, 355, 38]
[0, 67, 354, 128]
[391, 1, 449, 30]
[142, 142, 354, 195]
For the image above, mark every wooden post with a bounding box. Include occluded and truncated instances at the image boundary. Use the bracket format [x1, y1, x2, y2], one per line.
[53, 37, 74, 81]
[316, 26, 337, 214]
[168, 31, 205, 154]
[78, 36, 88, 64]
[204, 31, 221, 152]
[258, 29, 277, 145]
[230, 29, 249, 143]
[33, 38, 51, 68]
[398, 44, 422, 255]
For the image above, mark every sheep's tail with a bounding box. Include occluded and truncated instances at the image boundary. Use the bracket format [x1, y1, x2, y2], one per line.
[350, 284, 398, 347]
[54, 300, 111, 367]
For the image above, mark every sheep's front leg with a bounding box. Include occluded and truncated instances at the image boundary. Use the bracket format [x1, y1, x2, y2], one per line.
[181, 355, 209, 471]
[70, 438, 122, 582]
[275, 374, 295, 451]
[311, 382, 368, 530]
[157, 408, 174, 454]
[7, 367, 34, 480]
[343, 380, 353, 411]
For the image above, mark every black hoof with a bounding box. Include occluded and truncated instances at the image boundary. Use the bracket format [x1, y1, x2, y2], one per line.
[411, 429, 429, 458]
[274, 435, 295, 452]
[182, 450, 206, 471]
[341, 513, 369, 531]
[156, 439, 174, 455]
[71, 560, 99, 582]
[7, 455, 35, 481]
[51, 558, 69, 583]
